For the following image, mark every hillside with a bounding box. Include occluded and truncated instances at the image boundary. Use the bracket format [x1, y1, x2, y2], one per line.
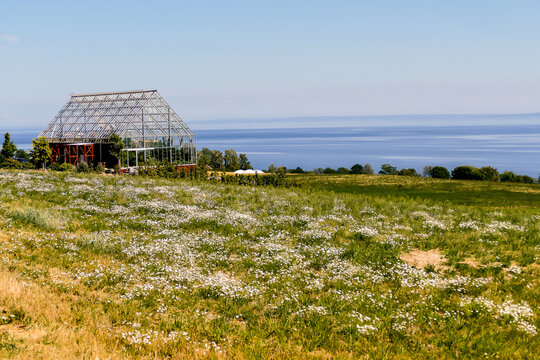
[0, 171, 538, 359]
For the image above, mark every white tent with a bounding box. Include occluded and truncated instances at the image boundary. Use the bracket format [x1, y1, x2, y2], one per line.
[234, 170, 245, 175]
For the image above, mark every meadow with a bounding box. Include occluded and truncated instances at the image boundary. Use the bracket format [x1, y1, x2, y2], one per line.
[0, 170, 538, 359]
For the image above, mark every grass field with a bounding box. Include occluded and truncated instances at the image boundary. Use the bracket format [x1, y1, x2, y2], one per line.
[0, 171, 538, 359]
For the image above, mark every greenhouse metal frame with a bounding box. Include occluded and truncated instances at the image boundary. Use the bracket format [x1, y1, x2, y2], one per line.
[39, 90, 196, 167]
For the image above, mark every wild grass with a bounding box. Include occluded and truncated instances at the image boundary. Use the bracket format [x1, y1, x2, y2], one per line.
[0, 170, 537, 359]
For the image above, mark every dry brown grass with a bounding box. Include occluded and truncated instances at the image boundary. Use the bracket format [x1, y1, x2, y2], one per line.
[0, 268, 127, 359]
[400, 249, 449, 270]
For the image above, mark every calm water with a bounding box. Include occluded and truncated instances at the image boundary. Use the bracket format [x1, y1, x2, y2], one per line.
[3, 124, 539, 176]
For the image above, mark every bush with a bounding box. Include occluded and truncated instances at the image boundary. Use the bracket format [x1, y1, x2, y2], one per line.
[1, 158, 22, 169]
[95, 162, 105, 174]
[398, 168, 418, 177]
[479, 166, 499, 181]
[337, 167, 350, 174]
[451, 166, 482, 180]
[379, 164, 398, 175]
[76, 162, 91, 173]
[350, 164, 363, 174]
[50, 162, 74, 172]
[21, 162, 36, 170]
[323, 167, 338, 174]
[499, 171, 535, 184]
[430, 166, 450, 179]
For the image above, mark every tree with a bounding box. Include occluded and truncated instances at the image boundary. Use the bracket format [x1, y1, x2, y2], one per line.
[290, 167, 304, 174]
[323, 167, 338, 174]
[197, 148, 213, 168]
[362, 164, 374, 174]
[108, 133, 125, 168]
[224, 149, 241, 171]
[500, 171, 516, 183]
[451, 166, 482, 180]
[267, 164, 277, 173]
[30, 137, 52, 169]
[313, 167, 324, 174]
[430, 166, 450, 179]
[379, 163, 398, 175]
[239, 153, 252, 170]
[276, 166, 287, 176]
[422, 166, 433, 177]
[350, 164, 363, 174]
[479, 166, 499, 181]
[337, 167, 350, 174]
[398, 168, 418, 177]
[211, 150, 224, 170]
[1, 133, 16, 160]
[15, 149, 30, 161]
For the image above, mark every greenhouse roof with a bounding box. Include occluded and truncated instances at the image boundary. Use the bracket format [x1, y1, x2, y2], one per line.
[39, 90, 194, 144]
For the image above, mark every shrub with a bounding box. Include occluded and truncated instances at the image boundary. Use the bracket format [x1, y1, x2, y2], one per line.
[451, 166, 482, 180]
[362, 164, 374, 174]
[323, 167, 338, 174]
[379, 163, 398, 175]
[350, 164, 363, 174]
[94, 162, 105, 174]
[76, 162, 91, 173]
[430, 166, 450, 179]
[1, 158, 22, 169]
[51, 162, 74, 172]
[479, 166, 499, 181]
[398, 168, 418, 177]
[337, 167, 350, 174]
[21, 162, 36, 170]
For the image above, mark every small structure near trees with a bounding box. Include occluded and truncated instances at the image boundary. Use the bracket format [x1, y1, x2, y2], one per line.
[39, 90, 196, 168]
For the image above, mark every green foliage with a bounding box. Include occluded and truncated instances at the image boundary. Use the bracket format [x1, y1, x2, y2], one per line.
[362, 163, 374, 174]
[50, 162, 74, 172]
[95, 162, 105, 174]
[500, 171, 535, 184]
[479, 166, 499, 181]
[211, 150, 224, 170]
[379, 163, 398, 175]
[323, 167, 337, 174]
[289, 167, 304, 174]
[76, 162, 91, 173]
[430, 166, 450, 179]
[107, 133, 125, 166]
[350, 164, 363, 174]
[267, 164, 277, 173]
[239, 153, 252, 170]
[1, 132, 17, 159]
[398, 168, 418, 177]
[14, 149, 30, 161]
[337, 167, 350, 174]
[223, 149, 241, 171]
[139, 162, 207, 180]
[197, 148, 213, 168]
[1, 158, 22, 169]
[451, 165, 483, 180]
[30, 137, 52, 169]
[9, 208, 62, 230]
[21, 161, 36, 170]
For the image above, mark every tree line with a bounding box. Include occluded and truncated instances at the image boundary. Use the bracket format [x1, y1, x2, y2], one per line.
[1, 133, 537, 184]
[197, 148, 252, 171]
[301, 163, 538, 184]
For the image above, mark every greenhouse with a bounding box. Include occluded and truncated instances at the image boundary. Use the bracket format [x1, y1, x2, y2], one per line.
[39, 90, 196, 168]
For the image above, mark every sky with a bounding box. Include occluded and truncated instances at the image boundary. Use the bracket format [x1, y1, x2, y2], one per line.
[1, 0, 540, 128]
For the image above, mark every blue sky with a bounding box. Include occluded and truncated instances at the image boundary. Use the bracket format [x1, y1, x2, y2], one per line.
[1, 0, 540, 127]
